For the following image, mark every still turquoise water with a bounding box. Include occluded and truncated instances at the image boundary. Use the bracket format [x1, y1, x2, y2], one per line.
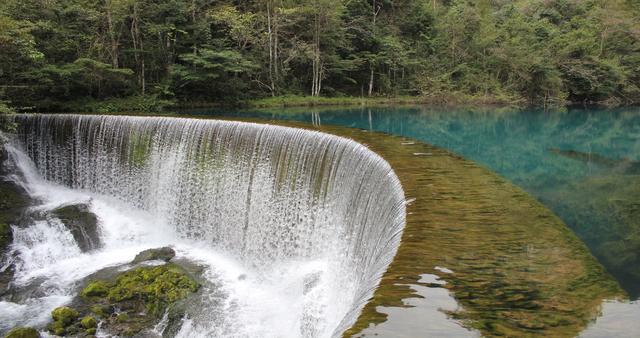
[182, 106, 640, 299]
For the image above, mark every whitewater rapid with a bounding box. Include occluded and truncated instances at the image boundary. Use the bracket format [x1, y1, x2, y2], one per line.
[0, 114, 406, 337]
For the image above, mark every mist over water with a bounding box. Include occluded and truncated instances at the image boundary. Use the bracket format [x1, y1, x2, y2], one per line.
[1, 114, 406, 337]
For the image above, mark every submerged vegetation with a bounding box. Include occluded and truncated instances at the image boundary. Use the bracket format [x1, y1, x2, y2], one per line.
[263, 121, 625, 337]
[540, 174, 640, 297]
[0, 0, 639, 111]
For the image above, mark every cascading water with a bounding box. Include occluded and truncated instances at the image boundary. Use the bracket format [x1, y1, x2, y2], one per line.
[0, 114, 406, 337]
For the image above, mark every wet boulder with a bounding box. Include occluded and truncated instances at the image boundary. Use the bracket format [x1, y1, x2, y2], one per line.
[131, 247, 176, 264]
[0, 145, 31, 296]
[51, 203, 101, 252]
[42, 253, 207, 337]
[80, 316, 97, 336]
[75, 262, 200, 337]
[47, 306, 81, 336]
[3, 327, 40, 338]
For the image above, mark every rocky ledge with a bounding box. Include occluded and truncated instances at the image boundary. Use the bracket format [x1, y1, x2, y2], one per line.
[3, 247, 203, 338]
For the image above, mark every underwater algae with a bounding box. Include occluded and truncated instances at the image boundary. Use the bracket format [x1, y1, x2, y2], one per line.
[248, 120, 624, 337]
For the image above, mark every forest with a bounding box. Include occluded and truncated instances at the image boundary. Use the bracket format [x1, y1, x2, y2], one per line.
[1, 0, 639, 112]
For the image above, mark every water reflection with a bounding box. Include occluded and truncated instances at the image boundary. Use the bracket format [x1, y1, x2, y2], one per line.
[581, 300, 640, 338]
[354, 274, 478, 338]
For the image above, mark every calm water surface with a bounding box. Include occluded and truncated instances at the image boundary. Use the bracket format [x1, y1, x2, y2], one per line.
[183, 105, 640, 300]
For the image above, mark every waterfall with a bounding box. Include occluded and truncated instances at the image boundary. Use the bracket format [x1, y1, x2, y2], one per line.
[5, 114, 406, 337]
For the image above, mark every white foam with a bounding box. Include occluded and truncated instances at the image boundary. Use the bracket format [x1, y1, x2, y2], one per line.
[1, 115, 407, 337]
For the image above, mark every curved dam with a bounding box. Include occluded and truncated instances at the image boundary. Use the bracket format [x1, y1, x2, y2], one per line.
[2, 114, 406, 337]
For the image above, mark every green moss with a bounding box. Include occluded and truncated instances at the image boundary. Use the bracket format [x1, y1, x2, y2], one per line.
[82, 281, 109, 298]
[115, 313, 129, 323]
[46, 321, 65, 336]
[80, 316, 97, 329]
[3, 327, 40, 338]
[107, 264, 198, 316]
[76, 263, 199, 336]
[47, 306, 81, 336]
[85, 263, 198, 317]
[90, 305, 109, 318]
[51, 306, 79, 325]
[85, 327, 96, 335]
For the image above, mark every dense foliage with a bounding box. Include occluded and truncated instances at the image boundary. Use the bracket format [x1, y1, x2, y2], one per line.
[0, 0, 639, 111]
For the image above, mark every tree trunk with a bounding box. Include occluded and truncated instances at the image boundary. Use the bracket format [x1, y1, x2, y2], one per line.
[131, 3, 145, 95]
[372, 0, 377, 26]
[105, 0, 118, 68]
[369, 0, 380, 97]
[368, 65, 374, 97]
[599, 27, 608, 57]
[274, 0, 280, 82]
[191, 0, 197, 56]
[140, 51, 145, 96]
[266, 1, 276, 96]
[312, 10, 322, 97]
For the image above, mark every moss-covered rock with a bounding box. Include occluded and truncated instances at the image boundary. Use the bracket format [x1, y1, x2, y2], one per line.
[78, 262, 199, 337]
[107, 264, 198, 315]
[46, 321, 66, 336]
[81, 281, 109, 298]
[48, 306, 81, 336]
[51, 203, 101, 252]
[51, 306, 80, 325]
[47, 306, 82, 336]
[131, 247, 175, 264]
[3, 327, 40, 338]
[36, 255, 204, 337]
[89, 304, 110, 318]
[80, 316, 97, 329]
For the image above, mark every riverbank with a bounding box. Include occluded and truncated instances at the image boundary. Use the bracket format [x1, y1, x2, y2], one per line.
[245, 93, 522, 109]
[173, 91, 530, 110]
[2, 93, 523, 114]
[4, 93, 638, 118]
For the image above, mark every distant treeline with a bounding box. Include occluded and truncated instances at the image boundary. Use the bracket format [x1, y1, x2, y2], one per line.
[0, 0, 639, 111]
